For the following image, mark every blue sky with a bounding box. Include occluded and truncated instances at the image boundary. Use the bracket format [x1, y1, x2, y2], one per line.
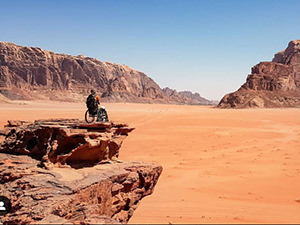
[1, 0, 300, 100]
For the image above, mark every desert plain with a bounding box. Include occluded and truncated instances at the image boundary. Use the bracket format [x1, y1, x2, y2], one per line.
[0, 101, 300, 224]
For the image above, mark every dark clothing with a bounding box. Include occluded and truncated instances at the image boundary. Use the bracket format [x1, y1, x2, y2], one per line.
[86, 94, 98, 115]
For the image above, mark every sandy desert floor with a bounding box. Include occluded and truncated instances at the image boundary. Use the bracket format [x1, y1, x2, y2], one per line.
[1, 101, 300, 224]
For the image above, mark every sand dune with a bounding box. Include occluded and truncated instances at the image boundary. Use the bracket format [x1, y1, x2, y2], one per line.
[1, 101, 300, 223]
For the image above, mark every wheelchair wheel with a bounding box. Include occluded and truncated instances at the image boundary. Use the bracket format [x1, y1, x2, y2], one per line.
[99, 108, 109, 122]
[85, 109, 95, 123]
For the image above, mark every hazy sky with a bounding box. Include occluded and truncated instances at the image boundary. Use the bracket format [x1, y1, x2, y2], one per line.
[1, 0, 300, 100]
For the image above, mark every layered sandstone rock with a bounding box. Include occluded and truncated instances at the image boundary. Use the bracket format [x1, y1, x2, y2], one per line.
[0, 119, 162, 224]
[0, 42, 213, 105]
[219, 40, 300, 108]
[0, 154, 162, 224]
[0, 119, 134, 167]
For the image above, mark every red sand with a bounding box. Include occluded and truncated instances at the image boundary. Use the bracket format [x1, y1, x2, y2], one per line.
[1, 101, 300, 224]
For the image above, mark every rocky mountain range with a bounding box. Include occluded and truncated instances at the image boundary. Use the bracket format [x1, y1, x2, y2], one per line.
[0, 42, 214, 105]
[219, 40, 300, 108]
[162, 87, 213, 105]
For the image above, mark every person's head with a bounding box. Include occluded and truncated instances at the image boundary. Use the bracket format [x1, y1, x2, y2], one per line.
[91, 89, 96, 95]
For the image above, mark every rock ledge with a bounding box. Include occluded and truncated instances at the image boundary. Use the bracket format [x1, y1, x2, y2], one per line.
[0, 119, 162, 224]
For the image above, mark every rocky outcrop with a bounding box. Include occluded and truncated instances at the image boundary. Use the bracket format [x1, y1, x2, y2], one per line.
[0, 119, 162, 224]
[0, 119, 134, 167]
[219, 40, 300, 108]
[0, 42, 213, 105]
[0, 154, 161, 224]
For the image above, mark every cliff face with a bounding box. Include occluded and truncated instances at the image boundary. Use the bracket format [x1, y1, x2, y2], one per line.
[0, 119, 162, 224]
[0, 154, 161, 224]
[0, 42, 213, 105]
[218, 40, 300, 108]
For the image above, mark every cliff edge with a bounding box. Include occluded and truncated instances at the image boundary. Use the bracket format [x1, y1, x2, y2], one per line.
[0, 119, 162, 224]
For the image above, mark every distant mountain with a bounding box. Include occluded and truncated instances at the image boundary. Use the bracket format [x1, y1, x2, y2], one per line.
[219, 40, 300, 108]
[0, 42, 214, 105]
[162, 87, 214, 105]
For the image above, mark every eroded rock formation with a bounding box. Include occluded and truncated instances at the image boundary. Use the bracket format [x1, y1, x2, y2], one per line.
[0, 119, 134, 167]
[0, 42, 213, 105]
[0, 119, 162, 224]
[219, 40, 300, 108]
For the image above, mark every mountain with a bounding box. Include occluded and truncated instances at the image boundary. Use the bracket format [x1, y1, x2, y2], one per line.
[162, 87, 214, 105]
[0, 42, 214, 105]
[218, 40, 300, 108]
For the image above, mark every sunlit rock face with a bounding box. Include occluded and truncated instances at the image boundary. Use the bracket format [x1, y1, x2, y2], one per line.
[0, 42, 213, 105]
[219, 40, 300, 108]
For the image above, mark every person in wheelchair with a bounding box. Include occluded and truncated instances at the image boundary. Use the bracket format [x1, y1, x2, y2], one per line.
[86, 89, 109, 122]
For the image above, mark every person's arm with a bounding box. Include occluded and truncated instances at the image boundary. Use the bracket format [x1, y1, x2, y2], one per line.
[96, 95, 100, 104]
